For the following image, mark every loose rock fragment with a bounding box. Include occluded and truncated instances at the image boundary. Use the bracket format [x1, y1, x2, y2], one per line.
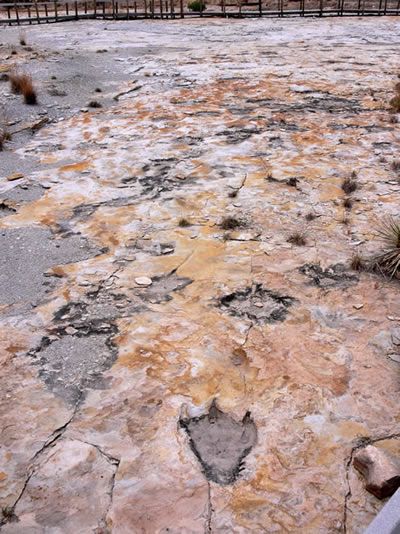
[135, 276, 152, 286]
[6, 173, 24, 181]
[353, 445, 400, 499]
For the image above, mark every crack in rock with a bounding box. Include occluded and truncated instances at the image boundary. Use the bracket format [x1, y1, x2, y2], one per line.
[217, 283, 295, 324]
[180, 400, 257, 485]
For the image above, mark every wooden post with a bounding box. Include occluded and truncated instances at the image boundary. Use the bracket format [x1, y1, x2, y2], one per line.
[93, 0, 97, 18]
[160, 0, 163, 18]
[74, 0, 78, 18]
[258, 0, 262, 16]
[7, 6, 11, 25]
[180, 0, 183, 16]
[14, 2, 20, 24]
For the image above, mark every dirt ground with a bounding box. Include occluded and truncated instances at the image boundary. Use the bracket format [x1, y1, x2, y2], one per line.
[0, 16, 400, 533]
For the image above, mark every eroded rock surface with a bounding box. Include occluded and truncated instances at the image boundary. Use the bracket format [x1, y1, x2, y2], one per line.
[180, 400, 257, 485]
[354, 444, 400, 499]
[0, 16, 400, 534]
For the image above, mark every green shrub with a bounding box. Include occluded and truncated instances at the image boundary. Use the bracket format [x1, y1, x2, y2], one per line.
[188, 0, 206, 11]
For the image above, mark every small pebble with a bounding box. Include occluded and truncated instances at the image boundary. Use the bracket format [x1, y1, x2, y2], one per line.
[135, 276, 152, 286]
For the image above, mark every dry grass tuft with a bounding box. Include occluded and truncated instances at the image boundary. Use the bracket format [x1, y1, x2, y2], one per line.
[343, 197, 353, 210]
[392, 160, 400, 173]
[287, 232, 306, 246]
[178, 218, 191, 227]
[373, 217, 400, 279]
[88, 100, 102, 108]
[390, 95, 400, 113]
[19, 30, 26, 46]
[286, 177, 299, 187]
[342, 177, 357, 195]
[220, 216, 245, 231]
[350, 254, 365, 272]
[9, 72, 37, 105]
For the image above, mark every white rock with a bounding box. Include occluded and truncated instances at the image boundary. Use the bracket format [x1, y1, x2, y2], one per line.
[135, 276, 152, 286]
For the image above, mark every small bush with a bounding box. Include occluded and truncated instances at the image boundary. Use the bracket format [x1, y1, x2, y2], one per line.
[287, 232, 306, 246]
[178, 218, 191, 227]
[188, 0, 206, 10]
[305, 212, 316, 221]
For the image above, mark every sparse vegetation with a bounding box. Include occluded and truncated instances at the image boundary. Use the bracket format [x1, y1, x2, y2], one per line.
[390, 95, 400, 113]
[373, 217, 400, 279]
[305, 212, 316, 221]
[342, 176, 357, 194]
[220, 216, 245, 230]
[392, 160, 400, 173]
[1, 506, 15, 523]
[9, 72, 37, 105]
[228, 190, 238, 198]
[0, 128, 11, 151]
[286, 177, 298, 187]
[350, 254, 365, 271]
[95, 87, 102, 93]
[88, 100, 102, 108]
[178, 218, 191, 227]
[343, 197, 353, 209]
[287, 232, 306, 246]
[188, 0, 206, 10]
[19, 30, 26, 46]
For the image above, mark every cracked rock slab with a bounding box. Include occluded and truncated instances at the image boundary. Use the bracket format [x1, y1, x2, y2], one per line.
[1, 439, 117, 533]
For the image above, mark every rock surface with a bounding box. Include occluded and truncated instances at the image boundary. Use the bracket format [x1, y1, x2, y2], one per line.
[0, 15, 400, 534]
[354, 445, 400, 499]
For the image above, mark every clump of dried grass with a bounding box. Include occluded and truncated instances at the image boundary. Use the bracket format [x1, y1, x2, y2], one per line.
[350, 254, 365, 272]
[287, 232, 307, 246]
[9, 72, 37, 105]
[178, 218, 191, 227]
[342, 176, 357, 195]
[220, 216, 245, 231]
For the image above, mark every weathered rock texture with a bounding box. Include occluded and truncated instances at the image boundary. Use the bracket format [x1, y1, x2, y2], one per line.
[0, 16, 400, 534]
[354, 445, 400, 499]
